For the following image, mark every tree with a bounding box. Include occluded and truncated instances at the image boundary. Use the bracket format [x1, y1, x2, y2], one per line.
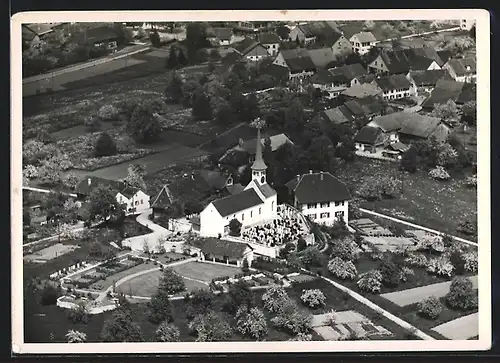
[300, 246, 324, 268]
[379, 260, 401, 288]
[87, 185, 123, 223]
[155, 321, 180, 342]
[98, 104, 119, 121]
[461, 100, 477, 127]
[209, 49, 221, 61]
[327, 257, 357, 280]
[192, 90, 213, 121]
[40, 284, 59, 305]
[148, 285, 173, 324]
[41, 192, 66, 223]
[68, 302, 90, 324]
[276, 25, 291, 40]
[284, 98, 306, 136]
[127, 102, 162, 144]
[445, 277, 478, 310]
[188, 312, 232, 342]
[357, 270, 383, 293]
[417, 296, 443, 319]
[177, 48, 188, 66]
[226, 281, 254, 314]
[304, 135, 337, 174]
[330, 236, 359, 262]
[94, 132, 118, 157]
[62, 172, 80, 190]
[236, 307, 268, 340]
[262, 284, 291, 313]
[166, 46, 178, 69]
[469, 25, 476, 39]
[159, 268, 186, 295]
[297, 236, 307, 252]
[186, 289, 214, 319]
[432, 100, 458, 122]
[164, 71, 184, 104]
[400, 146, 418, 173]
[150, 30, 161, 47]
[100, 309, 143, 342]
[186, 23, 209, 64]
[228, 218, 242, 236]
[66, 330, 87, 343]
[270, 299, 312, 336]
[124, 164, 147, 191]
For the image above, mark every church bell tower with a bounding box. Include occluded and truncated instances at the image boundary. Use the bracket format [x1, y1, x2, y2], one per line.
[251, 124, 267, 186]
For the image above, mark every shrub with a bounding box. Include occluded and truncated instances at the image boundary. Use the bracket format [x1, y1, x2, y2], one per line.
[299, 246, 324, 267]
[188, 312, 232, 342]
[300, 289, 326, 308]
[427, 257, 454, 277]
[357, 175, 402, 201]
[155, 321, 180, 342]
[262, 284, 291, 313]
[404, 253, 429, 268]
[228, 218, 242, 236]
[159, 268, 186, 295]
[270, 300, 312, 335]
[330, 236, 359, 262]
[40, 285, 59, 305]
[98, 105, 120, 121]
[465, 174, 477, 188]
[462, 252, 478, 273]
[94, 132, 118, 157]
[429, 166, 450, 181]
[417, 296, 443, 319]
[446, 277, 478, 310]
[235, 307, 268, 341]
[327, 257, 357, 280]
[68, 303, 90, 324]
[418, 234, 445, 253]
[357, 269, 383, 293]
[379, 261, 401, 287]
[399, 266, 415, 282]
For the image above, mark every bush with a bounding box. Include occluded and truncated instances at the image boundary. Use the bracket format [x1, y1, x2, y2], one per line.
[445, 277, 478, 310]
[228, 218, 242, 237]
[299, 246, 324, 267]
[94, 132, 118, 157]
[188, 312, 233, 342]
[330, 236, 359, 262]
[40, 285, 59, 305]
[462, 252, 478, 273]
[327, 257, 357, 280]
[399, 266, 415, 282]
[235, 307, 268, 341]
[68, 303, 90, 324]
[427, 257, 454, 277]
[300, 289, 326, 308]
[357, 175, 402, 201]
[417, 296, 443, 319]
[379, 261, 401, 287]
[465, 174, 477, 188]
[98, 105, 120, 121]
[404, 253, 429, 268]
[262, 284, 291, 313]
[155, 321, 180, 342]
[270, 299, 312, 336]
[357, 269, 383, 293]
[429, 166, 450, 181]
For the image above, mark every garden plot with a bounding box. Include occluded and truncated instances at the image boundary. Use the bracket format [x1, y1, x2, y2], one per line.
[363, 236, 416, 252]
[23, 243, 80, 263]
[381, 275, 478, 307]
[431, 313, 478, 340]
[350, 219, 393, 237]
[171, 261, 241, 283]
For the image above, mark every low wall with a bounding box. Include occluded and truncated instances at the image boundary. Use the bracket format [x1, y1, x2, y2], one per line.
[56, 297, 117, 314]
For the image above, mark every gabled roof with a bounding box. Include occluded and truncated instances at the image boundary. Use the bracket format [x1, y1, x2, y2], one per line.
[226, 183, 245, 195]
[295, 21, 340, 39]
[240, 133, 293, 155]
[307, 48, 336, 69]
[376, 48, 440, 74]
[218, 148, 250, 168]
[437, 50, 453, 65]
[323, 107, 352, 124]
[354, 126, 385, 145]
[329, 63, 368, 83]
[350, 31, 377, 43]
[199, 169, 230, 190]
[287, 56, 317, 73]
[261, 63, 290, 81]
[79, 26, 122, 45]
[255, 182, 277, 198]
[231, 37, 263, 56]
[286, 172, 351, 204]
[398, 115, 442, 139]
[337, 22, 365, 40]
[151, 185, 174, 209]
[211, 188, 264, 217]
[24, 23, 60, 36]
[206, 27, 234, 41]
[344, 96, 384, 117]
[421, 79, 476, 109]
[75, 176, 125, 196]
[342, 83, 382, 98]
[374, 74, 412, 91]
[258, 32, 281, 44]
[445, 58, 477, 76]
[119, 186, 139, 199]
[310, 69, 338, 85]
[408, 69, 453, 87]
[197, 238, 253, 259]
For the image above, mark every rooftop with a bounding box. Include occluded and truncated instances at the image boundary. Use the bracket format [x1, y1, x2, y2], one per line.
[286, 171, 351, 204]
[212, 188, 264, 217]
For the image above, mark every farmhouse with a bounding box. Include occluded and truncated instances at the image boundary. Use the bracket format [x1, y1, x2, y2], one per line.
[349, 32, 377, 55]
[197, 238, 254, 267]
[342, 83, 383, 99]
[372, 74, 416, 100]
[239, 133, 294, 161]
[406, 69, 454, 92]
[288, 21, 340, 46]
[368, 47, 442, 75]
[421, 79, 477, 110]
[257, 33, 281, 56]
[76, 26, 126, 50]
[344, 95, 385, 120]
[206, 27, 234, 46]
[272, 49, 316, 79]
[230, 37, 268, 62]
[307, 47, 337, 69]
[309, 69, 347, 98]
[286, 171, 351, 226]
[199, 127, 278, 237]
[442, 58, 477, 83]
[354, 125, 387, 153]
[309, 106, 354, 126]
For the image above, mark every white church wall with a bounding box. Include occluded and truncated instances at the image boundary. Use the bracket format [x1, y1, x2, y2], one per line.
[199, 203, 225, 237]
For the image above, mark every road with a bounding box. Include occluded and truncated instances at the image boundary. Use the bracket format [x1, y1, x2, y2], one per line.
[359, 208, 478, 247]
[23, 186, 77, 198]
[374, 26, 462, 43]
[431, 313, 479, 340]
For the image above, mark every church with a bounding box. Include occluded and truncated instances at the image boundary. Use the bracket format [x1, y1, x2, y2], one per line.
[199, 126, 278, 237]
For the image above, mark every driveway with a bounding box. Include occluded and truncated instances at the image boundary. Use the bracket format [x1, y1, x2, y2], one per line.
[381, 276, 478, 307]
[431, 313, 479, 340]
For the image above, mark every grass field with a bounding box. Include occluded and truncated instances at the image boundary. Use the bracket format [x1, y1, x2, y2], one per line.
[88, 262, 157, 292]
[171, 261, 242, 282]
[23, 243, 80, 263]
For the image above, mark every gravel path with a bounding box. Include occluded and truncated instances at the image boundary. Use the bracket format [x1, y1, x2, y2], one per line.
[431, 313, 479, 340]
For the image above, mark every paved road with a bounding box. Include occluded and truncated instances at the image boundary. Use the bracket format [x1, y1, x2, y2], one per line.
[23, 186, 77, 198]
[359, 208, 478, 247]
[432, 313, 479, 340]
[381, 276, 478, 307]
[121, 208, 173, 252]
[374, 26, 462, 43]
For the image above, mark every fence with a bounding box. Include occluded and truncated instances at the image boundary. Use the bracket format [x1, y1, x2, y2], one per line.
[56, 296, 118, 314]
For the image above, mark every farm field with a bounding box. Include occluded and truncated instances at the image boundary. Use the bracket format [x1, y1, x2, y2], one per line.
[335, 158, 477, 240]
[23, 243, 80, 263]
[171, 261, 242, 282]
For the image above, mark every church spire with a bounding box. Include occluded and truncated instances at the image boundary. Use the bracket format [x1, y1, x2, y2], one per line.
[250, 118, 267, 185]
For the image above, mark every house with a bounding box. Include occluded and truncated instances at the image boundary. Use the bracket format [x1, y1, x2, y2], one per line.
[354, 125, 387, 152]
[206, 27, 234, 46]
[272, 49, 316, 80]
[309, 69, 346, 98]
[327, 32, 353, 59]
[344, 96, 385, 121]
[75, 176, 150, 215]
[406, 69, 454, 92]
[76, 26, 125, 51]
[239, 133, 294, 161]
[236, 21, 273, 33]
[368, 47, 442, 75]
[288, 23, 320, 46]
[288, 21, 342, 46]
[372, 74, 416, 100]
[442, 58, 477, 83]
[286, 171, 351, 226]
[257, 33, 281, 56]
[398, 115, 451, 143]
[349, 32, 377, 55]
[421, 79, 476, 110]
[461, 19, 476, 30]
[342, 83, 383, 99]
[309, 106, 354, 126]
[150, 185, 175, 217]
[199, 127, 278, 237]
[22, 23, 64, 49]
[329, 63, 368, 86]
[230, 37, 269, 62]
[437, 50, 454, 66]
[307, 47, 337, 69]
[196, 238, 254, 267]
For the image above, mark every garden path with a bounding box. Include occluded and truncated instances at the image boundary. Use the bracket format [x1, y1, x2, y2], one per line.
[381, 275, 478, 307]
[121, 209, 174, 251]
[431, 313, 479, 340]
[358, 208, 478, 247]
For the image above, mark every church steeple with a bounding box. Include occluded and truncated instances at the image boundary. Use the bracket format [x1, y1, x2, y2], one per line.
[251, 118, 267, 185]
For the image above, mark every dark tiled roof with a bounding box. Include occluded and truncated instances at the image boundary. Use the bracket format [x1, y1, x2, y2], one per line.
[377, 48, 439, 74]
[310, 69, 337, 85]
[344, 96, 384, 117]
[287, 56, 317, 73]
[421, 79, 474, 109]
[456, 82, 476, 104]
[199, 169, 230, 190]
[226, 183, 245, 195]
[446, 58, 476, 76]
[120, 186, 139, 199]
[307, 48, 336, 69]
[374, 74, 412, 91]
[369, 113, 405, 132]
[398, 115, 442, 138]
[207, 27, 233, 41]
[218, 148, 251, 168]
[354, 126, 385, 145]
[409, 69, 453, 87]
[329, 63, 367, 83]
[197, 238, 252, 259]
[212, 188, 264, 217]
[168, 174, 214, 202]
[261, 63, 290, 81]
[286, 172, 351, 204]
[437, 50, 453, 65]
[80, 26, 121, 45]
[258, 32, 281, 44]
[337, 22, 365, 40]
[75, 176, 125, 196]
[151, 185, 173, 209]
[231, 37, 260, 55]
[255, 183, 277, 198]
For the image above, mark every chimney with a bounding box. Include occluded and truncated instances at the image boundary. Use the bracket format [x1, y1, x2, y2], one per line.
[309, 170, 313, 174]
[88, 178, 91, 186]
[320, 171, 324, 180]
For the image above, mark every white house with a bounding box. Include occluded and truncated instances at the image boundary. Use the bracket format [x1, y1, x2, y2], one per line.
[349, 32, 377, 55]
[442, 58, 477, 83]
[197, 238, 254, 267]
[199, 126, 278, 237]
[286, 171, 351, 226]
[372, 74, 416, 101]
[116, 188, 151, 215]
[258, 33, 281, 56]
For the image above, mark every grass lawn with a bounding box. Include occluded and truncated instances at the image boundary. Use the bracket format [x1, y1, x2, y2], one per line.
[89, 261, 158, 292]
[171, 261, 242, 282]
[335, 158, 477, 240]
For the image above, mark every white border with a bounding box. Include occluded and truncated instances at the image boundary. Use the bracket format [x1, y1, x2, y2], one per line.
[11, 9, 491, 354]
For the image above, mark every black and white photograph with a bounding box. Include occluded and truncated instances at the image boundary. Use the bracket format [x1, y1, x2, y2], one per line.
[11, 9, 491, 354]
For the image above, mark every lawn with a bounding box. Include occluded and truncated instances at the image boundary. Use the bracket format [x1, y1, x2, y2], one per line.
[335, 158, 477, 240]
[171, 261, 242, 282]
[88, 261, 158, 292]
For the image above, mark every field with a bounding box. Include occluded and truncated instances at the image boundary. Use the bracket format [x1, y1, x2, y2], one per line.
[87, 261, 156, 292]
[171, 261, 242, 282]
[335, 158, 477, 240]
[23, 243, 80, 263]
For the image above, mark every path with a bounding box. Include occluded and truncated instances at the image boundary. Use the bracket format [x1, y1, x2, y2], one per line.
[359, 208, 478, 247]
[431, 313, 479, 340]
[318, 275, 435, 340]
[374, 26, 461, 44]
[380, 275, 478, 307]
[23, 186, 77, 198]
[121, 209, 172, 251]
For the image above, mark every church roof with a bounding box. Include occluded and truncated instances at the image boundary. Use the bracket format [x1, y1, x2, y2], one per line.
[255, 182, 277, 198]
[212, 188, 264, 217]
